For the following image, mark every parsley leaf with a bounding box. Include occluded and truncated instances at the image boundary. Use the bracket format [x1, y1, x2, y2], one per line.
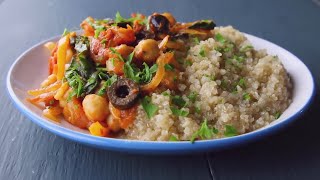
[94, 26, 106, 38]
[62, 28, 70, 36]
[224, 125, 238, 137]
[114, 11, 146, 25]
[243, 92, 251, 101]
[185, 60, 193, 66]
[187, 92, 198, 103]
[162, 91, 170, 96]
[240, 45, 253, 52]
[190, 119, 217, 143]
[238, 78, 246, 88]
[215, 33, 226, 44]
[199, 46, 206, 57]
[149, 64, 158, 74]
[97, 75, 117, 96]
[164, 64, 175, 71]
[170, 107, 189, 117]
[109, 47, 125, 62]
[204, 74, 215, 81]
[193, 37, 200, 44]
[172, 95, 187, 108]
[169, 135, 179, 141]
[274, 112, 282, 119]
[195, 105, 201, 114]
[142, 96, 159, 119]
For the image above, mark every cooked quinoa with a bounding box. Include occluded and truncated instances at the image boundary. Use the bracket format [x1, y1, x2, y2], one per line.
[123, 26, 292, 141]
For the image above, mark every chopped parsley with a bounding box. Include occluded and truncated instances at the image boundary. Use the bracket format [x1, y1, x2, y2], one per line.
[97, 75, 117, 96]
[187, 92, 198, 103]
[62, 28, 70, 36]
[119, 51, 157, 84]
[185, 60, 193, 66]
[195, 105, 201, 114]
[172, 95, 187, 108]
[193, 37, 200, 44]
[141, 96, 159, 119]
[169, 135, 179, 141]
[190, 119, 218, 143]
[114, 11, 147, 25]
[170, 107, 189, 117]
[240, 45, 253, 52]
[109, 47, 125, 62]
[243, 92, 251, 101]
[162, 91, 170, 96]
[238, 78, 246, 88]
[204, 74, 215, 81]
[224, 125, 238, 137]
[199, 46, 206, 57]
[94, 26, 106, 38]
[274, 112, 282, 119]
[215, 33, 226, 44]
[164, 64, 175, 71]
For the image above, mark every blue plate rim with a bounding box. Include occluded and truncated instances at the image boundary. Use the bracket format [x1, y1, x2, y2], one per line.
[6, 33, 316, 154]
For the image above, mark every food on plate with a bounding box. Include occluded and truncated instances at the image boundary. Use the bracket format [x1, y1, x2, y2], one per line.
[27, 12, 292, 142]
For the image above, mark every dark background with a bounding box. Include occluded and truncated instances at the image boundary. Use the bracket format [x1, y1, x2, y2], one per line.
[0, 0, 319, 179]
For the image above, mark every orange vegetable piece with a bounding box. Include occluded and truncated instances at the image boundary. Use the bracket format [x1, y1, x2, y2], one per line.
[63, 98, 90, 129]
[89, 121, 109, 137]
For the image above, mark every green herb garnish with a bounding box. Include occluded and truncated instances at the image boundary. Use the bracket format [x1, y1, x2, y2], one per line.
[199, 46, 206, 57]
[215, 33, 226, 44]
[274, 112, 282, 119]
[193, 37, 200, 44]
[142, 96, 159, 119]
[94, 26, 106, 38]
[169, 135, 179, 141]
[185, 60, 193, 66]
[224, 125, 238, 137]
[204, 74, 215, 81]
[238, 78, 246, 88]
[187, 92, 198, 103]
[172, 95, 187, 108]
[240, 45, 253, 52]
[243, 92, 251, 101]
[164, 64, 175, 71]
[97, 75, 117, 96]
[190, 119, 217, 143]
[114, 11, 146, 25]
[195, 105, 201, 114]
[62, 28, 70, 36]
[170, 107, 189, 117]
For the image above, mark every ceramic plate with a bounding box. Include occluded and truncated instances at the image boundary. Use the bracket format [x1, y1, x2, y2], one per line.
[7, 33, 315, 154]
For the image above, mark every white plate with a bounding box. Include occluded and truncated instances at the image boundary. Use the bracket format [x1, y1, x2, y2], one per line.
[6, 33, 315, 154]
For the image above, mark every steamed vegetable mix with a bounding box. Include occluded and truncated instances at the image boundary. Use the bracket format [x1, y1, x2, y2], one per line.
[27, 12, 216, 139]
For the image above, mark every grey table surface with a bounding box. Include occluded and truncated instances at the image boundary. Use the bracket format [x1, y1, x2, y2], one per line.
[1, 0, 320, 179]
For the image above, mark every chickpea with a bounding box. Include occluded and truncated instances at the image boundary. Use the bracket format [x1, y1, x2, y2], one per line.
[82, 94, 109, 122]
[134, 39, 160, 63]
[115, 44, 134, 58]
[107, 116, 121, 132]
[161, 12, 176, 26]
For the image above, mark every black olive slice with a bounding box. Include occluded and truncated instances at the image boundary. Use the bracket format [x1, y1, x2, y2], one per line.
[107, 78, 140, 110]
[149, 13, 170, 34]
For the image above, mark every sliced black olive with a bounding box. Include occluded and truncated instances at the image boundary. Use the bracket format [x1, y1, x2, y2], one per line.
[134, 30, 156, 45]
[117, 22, 132, 28]
[188, 20, 216, 30]
[171, 33, 189, 41]
[107, 78, 140, 109]
[149, 13, 170, 34]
